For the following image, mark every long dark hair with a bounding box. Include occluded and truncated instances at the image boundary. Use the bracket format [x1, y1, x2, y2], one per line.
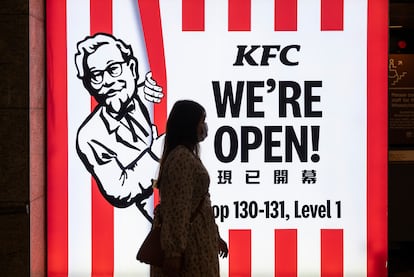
[156, 100, 206, 187]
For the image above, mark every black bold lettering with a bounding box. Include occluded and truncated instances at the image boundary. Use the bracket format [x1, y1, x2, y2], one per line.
[279, 81, 302, 117]
[247, 81, 265, 118]
[212, 81, 244, 117]
[215, 126, 238, 163]
[260, 45, 281, 66]
[233, 45, 260, 66]
[285, 126, 308, 162]
[241, 126, 262, 162]
[304, 81, 322, 117]
[280, 45, 300, 66]
[264, 126, 283, 162]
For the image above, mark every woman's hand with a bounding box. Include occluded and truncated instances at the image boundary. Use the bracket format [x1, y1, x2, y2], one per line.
[218, 237, 228, 258]
[162, 256, 182, 277]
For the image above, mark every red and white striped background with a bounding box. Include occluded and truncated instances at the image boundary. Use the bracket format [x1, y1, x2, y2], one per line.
[47, 0, 388, 276]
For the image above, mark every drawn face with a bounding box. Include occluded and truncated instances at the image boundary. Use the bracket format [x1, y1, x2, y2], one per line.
[86, 43, 137, 113]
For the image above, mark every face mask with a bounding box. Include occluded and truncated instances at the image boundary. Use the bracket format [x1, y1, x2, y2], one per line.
[198, 122, 208, 142]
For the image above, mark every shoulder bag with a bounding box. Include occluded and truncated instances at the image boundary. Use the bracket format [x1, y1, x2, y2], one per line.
[136, 194, 207, 267]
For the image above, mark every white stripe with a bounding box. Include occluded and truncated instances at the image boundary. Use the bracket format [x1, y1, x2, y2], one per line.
[251, 228, 275, 276]
[67, 0, 92, 275]
[112, 0, 153, 275]
[297, 0, 321, 32]
[205, 0, 228, 32]
[297, 228, 320, 276]
[113, 0, 153, 121]
[252, 0, 275, 32]
[344, 228, 367, 276]
[342, 2, 368, 275]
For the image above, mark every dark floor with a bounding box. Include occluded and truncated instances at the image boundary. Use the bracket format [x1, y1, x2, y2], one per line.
[389, 241, 414, 277]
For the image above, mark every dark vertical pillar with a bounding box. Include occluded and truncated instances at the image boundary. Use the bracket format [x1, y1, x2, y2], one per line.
[0, 0, 30, 276]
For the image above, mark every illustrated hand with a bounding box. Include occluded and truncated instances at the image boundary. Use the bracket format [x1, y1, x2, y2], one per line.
[137, 183, 153, 201]
[218, 237, 228, 258]
[162, 256, 182, 277]
[143, 71, 163, 103]
[135, 183, 154, 222]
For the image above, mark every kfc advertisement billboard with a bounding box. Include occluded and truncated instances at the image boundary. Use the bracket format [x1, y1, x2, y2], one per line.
[47, 0, 388, 276]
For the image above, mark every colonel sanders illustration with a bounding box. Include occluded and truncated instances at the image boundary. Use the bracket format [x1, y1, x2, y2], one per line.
[74, 33, 164, 222]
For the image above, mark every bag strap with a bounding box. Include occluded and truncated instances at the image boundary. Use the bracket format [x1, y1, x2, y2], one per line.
[190, 193, 207, 223]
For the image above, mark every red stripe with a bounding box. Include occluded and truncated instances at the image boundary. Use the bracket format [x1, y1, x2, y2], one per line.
[275, 229, 297, 276]
[90, 1, 114, 276]
[182, 0, 205, 31]
[137, 0, 167, 135]
[321, 229, 343, 277]
[274, 0, 297, 31]
[228, 0, 251, 31]
[367, 0, 388, 276]
[229, 229, 251, 277]
[47, 0, 68, 275]
[90, 0, 113, 34]
[138, 0, 168, 206]
[321, 0, 344, 31]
